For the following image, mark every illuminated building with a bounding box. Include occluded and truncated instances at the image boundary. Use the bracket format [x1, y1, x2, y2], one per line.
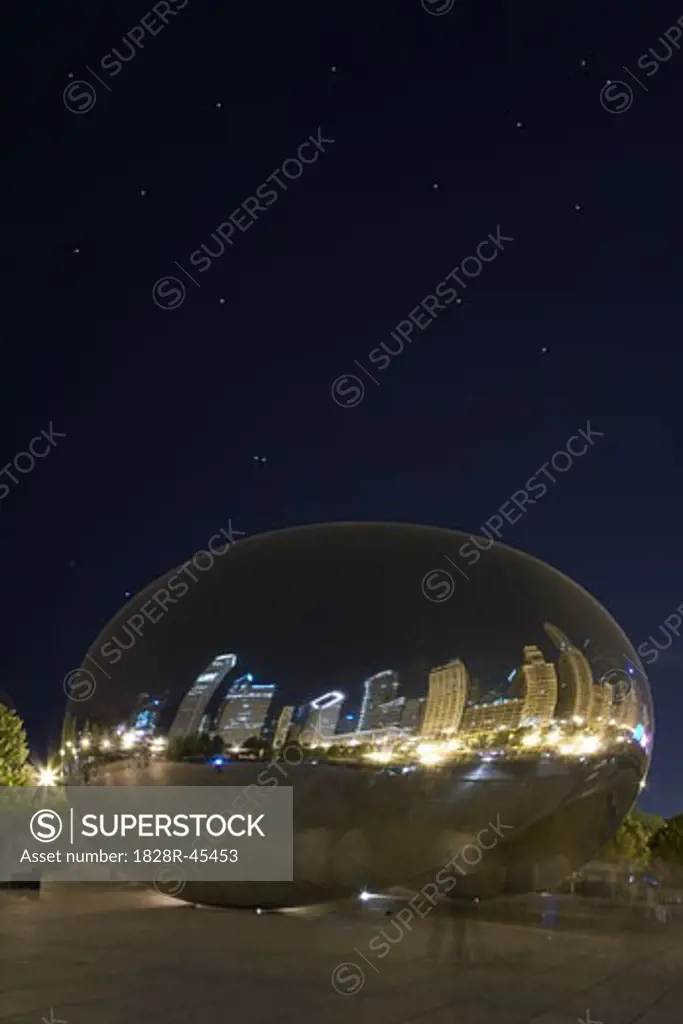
[358, 670, 399, 731]
[129, 691, 169, 735]
[300, 691, 345, 746]
[421, 659, 469, 740]
[336, 710, 359, 735]
[168, 654, 237, 740]
[460, 697, 523, 735]
[519, 646, 558, 726]
[543, 622, 574, 653]
[369, 696, 405, 730]
[332, 725, 407, 748]
[590, 682, 609, 725]
[401, 696, 426, 734]
[543, 622, 594, 722]
[287, 722, 303, 744]
[555, 647, 594, 721]
[608, 684, 641, 731]
[216, 676, 277, 748]
[273, 706, 294, 749]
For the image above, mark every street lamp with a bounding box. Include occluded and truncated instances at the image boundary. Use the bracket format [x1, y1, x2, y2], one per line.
[37, 767, 58, 787]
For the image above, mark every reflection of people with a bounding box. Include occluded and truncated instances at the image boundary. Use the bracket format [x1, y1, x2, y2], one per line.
[426, 909, 474, 963]
[654, 891, 669, 924]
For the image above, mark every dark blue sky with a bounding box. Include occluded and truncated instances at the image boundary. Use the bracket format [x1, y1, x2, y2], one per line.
[3, 0, 683, 815]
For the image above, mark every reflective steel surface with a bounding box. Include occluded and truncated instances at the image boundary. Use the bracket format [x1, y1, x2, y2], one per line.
[74, 523, 653, 907]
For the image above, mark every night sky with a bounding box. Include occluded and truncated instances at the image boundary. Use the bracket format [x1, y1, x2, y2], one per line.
[3, 0, 683, 815]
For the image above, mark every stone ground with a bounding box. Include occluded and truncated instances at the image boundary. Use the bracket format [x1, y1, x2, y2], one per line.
[1, 885, 682, 1024]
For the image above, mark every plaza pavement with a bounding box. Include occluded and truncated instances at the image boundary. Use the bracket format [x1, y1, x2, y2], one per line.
[1, 884, 681, 1024]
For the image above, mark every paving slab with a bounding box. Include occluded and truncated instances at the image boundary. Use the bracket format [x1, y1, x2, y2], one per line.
[1, 886, 682, 1024]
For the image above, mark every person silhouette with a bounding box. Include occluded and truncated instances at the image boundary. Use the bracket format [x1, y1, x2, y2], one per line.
[426, 906, 473, 963]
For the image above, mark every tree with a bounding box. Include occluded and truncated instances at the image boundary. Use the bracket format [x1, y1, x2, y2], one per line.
[167, 734, 221, 761]
[650, 814, 683, 864]
[208, 735, 224, 756]
[0, 705, 33, 785]
[632, 807, 665, 839]
[242, 735, 263, 752]
[601, 812, 651, 870]
[279, 741, 303, 763]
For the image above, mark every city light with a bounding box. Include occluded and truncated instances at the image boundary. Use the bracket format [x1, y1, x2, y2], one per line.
[365, 750, 392, 763]
[121, 731, 137, 750]
[80, 737, 91, 750]
[419, 750, 444, 766]
[576, 735, 601, 755]
[101, 739, 111, 750]
[36, 766, 58, 786]
[416, 743, 444, 766]
[522, 732, 541, 748]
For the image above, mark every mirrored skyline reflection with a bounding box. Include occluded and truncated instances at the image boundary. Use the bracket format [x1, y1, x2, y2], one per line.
[72, 523, 653, 759]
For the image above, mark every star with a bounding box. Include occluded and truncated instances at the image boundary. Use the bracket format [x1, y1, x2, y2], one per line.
[331, 65, 337, 72]
[73, 248, 80, 254]
[219, 298, 226, 305]
[515, 120, 524, 128]
[580, 59, 588, 68]
[140, 189, 147, 197]
[253, 455, 267, 463]
[541, 347, 548, 354]
[67, 72, 74, 79]
[124, 591, 131, 598]
[574, 203, 582, 212]
[432, 182, 439, 189]
[577, 1011, 602, 1024]
[215, 101, 222, 108]
[68, 560, 76, 568]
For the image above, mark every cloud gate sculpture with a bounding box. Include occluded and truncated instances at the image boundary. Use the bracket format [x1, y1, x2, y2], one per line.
[72, 522, 653, 908]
